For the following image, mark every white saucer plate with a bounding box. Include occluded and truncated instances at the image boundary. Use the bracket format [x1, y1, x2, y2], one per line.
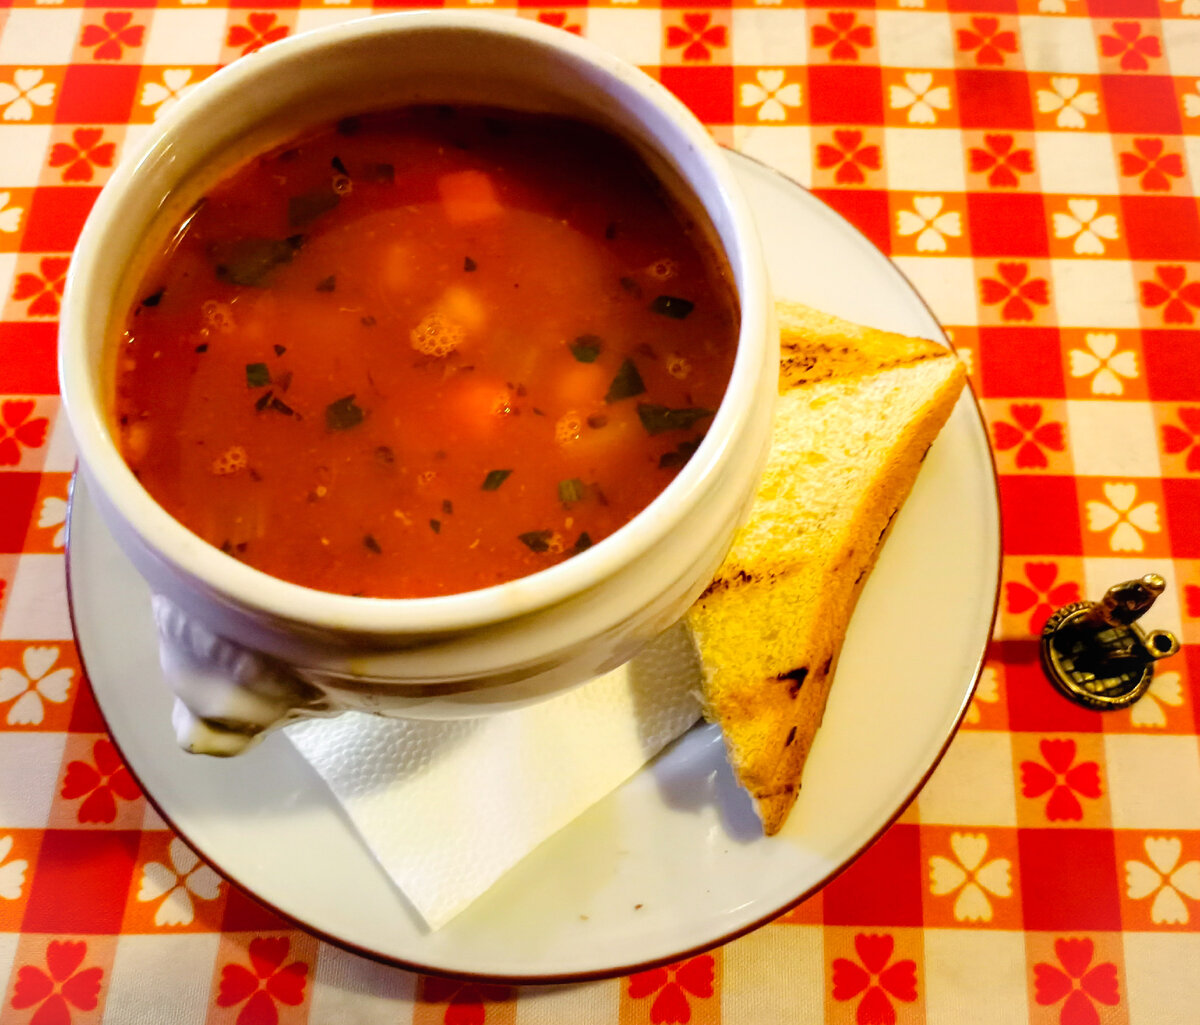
[66, 150, 1001, 982]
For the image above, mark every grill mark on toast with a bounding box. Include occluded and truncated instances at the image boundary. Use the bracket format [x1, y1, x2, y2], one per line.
[699, 567, 760, 600]
[778, 667, 808, 697]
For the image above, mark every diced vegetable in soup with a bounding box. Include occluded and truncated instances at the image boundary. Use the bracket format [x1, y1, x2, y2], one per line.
[112, 107, 739, 598]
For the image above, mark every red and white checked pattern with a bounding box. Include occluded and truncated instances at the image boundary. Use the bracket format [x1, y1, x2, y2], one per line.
[2, 1, 1200, 1022]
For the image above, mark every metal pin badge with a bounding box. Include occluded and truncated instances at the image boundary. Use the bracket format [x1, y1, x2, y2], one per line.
[1040, 573, 1180, 711]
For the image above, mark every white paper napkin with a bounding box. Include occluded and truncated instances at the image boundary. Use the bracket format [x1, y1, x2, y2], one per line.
[285, 623, 702, 930]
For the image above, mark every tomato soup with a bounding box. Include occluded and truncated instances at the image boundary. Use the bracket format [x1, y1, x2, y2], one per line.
[112, 107, 739, 598]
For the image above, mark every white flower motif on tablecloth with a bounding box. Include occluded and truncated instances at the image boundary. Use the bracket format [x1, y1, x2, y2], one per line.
[1085, 482, 1160, 553]
[0, 646, 73, 726]
[1126, 837, 1200, 923]
[964, 665, 999, 724]
[739, 70, 801, 122]
[1184, 82, 1200, 118]
[0, 836, 28, 900]
[929, 833, 1012, 922]
[1161, 0, 1200, 16]
[1052, 199, 1119, 255]
[0, 69, 56, 123]
[896, 196, 962, 253]
[138, 837, 222, 926]
[1036, 77, 1098, 129]
[140, 69, 198, 121]
[1068, 332, 1138, 395]
[889, 72, 950, 125]
[1129, 671, 1183, 728]
[0, 193, 23, 235]
[38, 496, 66, 549]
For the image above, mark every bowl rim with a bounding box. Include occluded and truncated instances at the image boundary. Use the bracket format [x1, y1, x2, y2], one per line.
[58, 10, 774, 635]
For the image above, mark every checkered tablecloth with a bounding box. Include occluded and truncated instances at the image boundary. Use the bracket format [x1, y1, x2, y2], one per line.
[2, 0, 1199, 1020]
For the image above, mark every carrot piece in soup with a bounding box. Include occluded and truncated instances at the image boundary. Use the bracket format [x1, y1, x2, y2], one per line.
[438, 170, 503, 224]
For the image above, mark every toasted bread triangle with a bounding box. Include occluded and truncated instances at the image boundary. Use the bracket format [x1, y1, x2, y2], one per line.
[685, 302, 967, 835]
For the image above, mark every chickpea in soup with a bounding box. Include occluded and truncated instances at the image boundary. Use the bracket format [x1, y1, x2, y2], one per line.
[112, 106, 740, 598]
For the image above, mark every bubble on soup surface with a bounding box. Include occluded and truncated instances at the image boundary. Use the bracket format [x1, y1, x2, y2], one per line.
[646, 258, 677, 281]
[201, 300, 235, 333]
[555, 411, 585, 445]
[212, 446, 248, 476]
[410, 310, 464, 357]
[666, 354, 692, 380]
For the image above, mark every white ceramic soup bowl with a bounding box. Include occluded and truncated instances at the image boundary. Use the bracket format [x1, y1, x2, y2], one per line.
[59, 11, 777, 755]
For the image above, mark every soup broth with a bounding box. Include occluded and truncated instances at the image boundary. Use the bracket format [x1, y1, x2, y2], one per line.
[112, 107, 739, 598]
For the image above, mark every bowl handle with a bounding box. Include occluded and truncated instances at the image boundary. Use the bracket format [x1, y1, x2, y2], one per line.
[151, 594, 329, 756]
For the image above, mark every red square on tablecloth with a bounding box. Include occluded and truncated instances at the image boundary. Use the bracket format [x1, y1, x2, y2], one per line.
[955, 70, 1033, 129]
[1003, 642, 1105, 733]
[1142, 331, 1200, 402]
[807, 65, 883, 125]
[1017, 829, 1120, 929]
[20, 188, 99, 253]
[977, 327, 1065, 398]
[55, 64, 140, 123]
[658, 67, 733, 124]
[805, 0, 877, 8]
[998, 476, 1082, 555]
[1086, 0, 1158, 16]
[67, 675, 108, 734]
[220, 882, 294, 933]
[0, 324, 58, 394]
[1121, 197, 1200, 262]
[810, 189, 891, 255]
[950, 0, 1018, 10]
[1008, 652, 1099, 734]
[1161, 479, 1200, 557]
[967, 193, 1050, 257]
[22, 829, 140, 933]
[822, 823, 924, 927]
[1101, 76, 1182, 135]
[0, 474, 39, 553]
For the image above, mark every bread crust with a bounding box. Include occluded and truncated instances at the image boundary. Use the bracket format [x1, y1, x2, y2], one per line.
[686, 302, 967, 835]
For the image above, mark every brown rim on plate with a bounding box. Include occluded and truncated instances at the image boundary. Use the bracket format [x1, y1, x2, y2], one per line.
[62, 150, 1004, 985]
